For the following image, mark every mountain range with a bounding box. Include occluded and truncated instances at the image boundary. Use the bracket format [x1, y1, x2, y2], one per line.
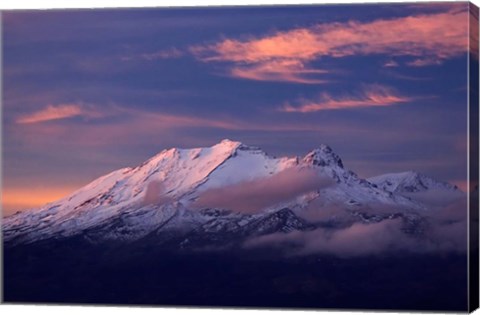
[3, 139, 463, 251]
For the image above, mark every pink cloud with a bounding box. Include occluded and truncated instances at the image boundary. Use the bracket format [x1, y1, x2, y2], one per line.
[406, 57, 443, 67]
[383, 71, 433, 81]
[280, 85, 410, 112]
[192, 8, 468, 82]
[12, 102, 371, 150]
[194, 168, 334, 214]
[16, 104, 97, 124]
[143, 181, 173, 206]
[230, 59, 328, 84]
[214, 10, 467, 61]
[383, 60, 399, 68]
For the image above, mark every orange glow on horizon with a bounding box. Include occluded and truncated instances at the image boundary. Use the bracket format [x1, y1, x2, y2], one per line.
[2, 187, 77, 216]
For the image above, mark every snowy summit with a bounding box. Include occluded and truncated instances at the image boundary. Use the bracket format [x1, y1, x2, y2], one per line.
[3, 140, 462, 247]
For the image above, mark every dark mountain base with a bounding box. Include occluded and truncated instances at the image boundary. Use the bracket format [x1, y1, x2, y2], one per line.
[3, 240, 468, 311]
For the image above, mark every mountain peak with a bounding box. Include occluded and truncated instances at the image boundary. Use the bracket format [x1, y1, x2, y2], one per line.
[3, 140, 428, 246]
[215, 139, 266, 154]
[303, 144, 344, 168]
[218, 138, 242, 147]
[368, 171, 459, 193]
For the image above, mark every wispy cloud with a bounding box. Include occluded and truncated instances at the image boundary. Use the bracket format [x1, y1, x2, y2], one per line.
[382, 70, 433, 81]
[244, 197, 468, 257]
[16, 104, 98, 124]
[12, 103, 365, 150]
[192, 7, 468, 82]
[244, 219, 412, 257]
[194, 168, 334, 213]
[229, 59, 329, 84]
[121, 47, 184, 61]
[383, 60, 399, 68]
[143, 181, 173, 206]
[406, 57, 443, 67]
[280, 85, 410, 113]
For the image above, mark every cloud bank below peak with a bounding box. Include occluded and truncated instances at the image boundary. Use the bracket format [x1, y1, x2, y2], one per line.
[244, 197, 468, 257]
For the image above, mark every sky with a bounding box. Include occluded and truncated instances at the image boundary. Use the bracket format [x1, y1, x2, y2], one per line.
[1, 2, 477, 215]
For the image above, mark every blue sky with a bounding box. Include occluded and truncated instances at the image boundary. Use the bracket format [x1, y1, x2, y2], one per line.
[2, 2, 476, 213]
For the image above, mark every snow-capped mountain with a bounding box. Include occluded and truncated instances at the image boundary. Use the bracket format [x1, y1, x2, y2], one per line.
[368, 171, 459, 194]
[3, 139, 454, 247]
